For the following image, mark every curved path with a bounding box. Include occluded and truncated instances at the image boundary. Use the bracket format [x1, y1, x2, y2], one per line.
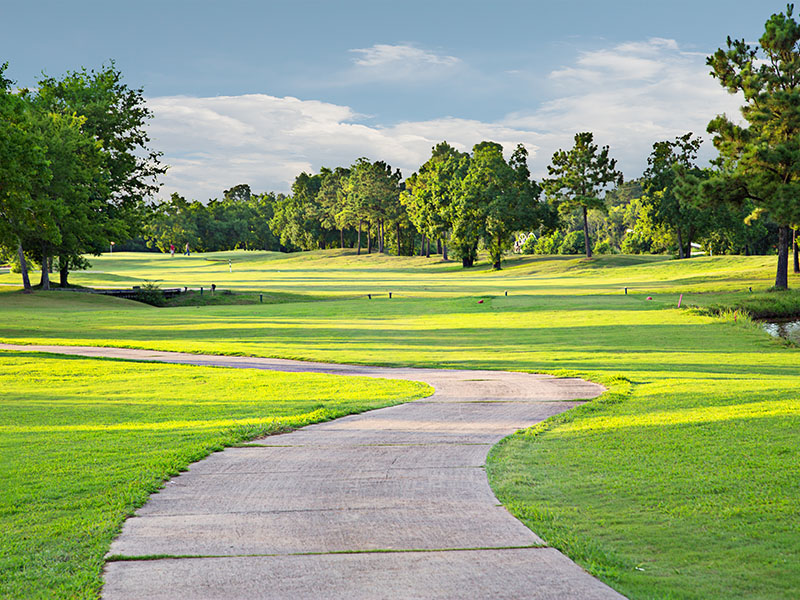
[1, 344, 625, 600]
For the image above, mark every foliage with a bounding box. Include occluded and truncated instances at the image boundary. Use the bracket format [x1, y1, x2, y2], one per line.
[640, 133, 710, 258]
[456, 142, 543, 268]
[592, 238, 613, 255]
[706, 5, 800, 288]
[402, 142, 470, 259]
[558, 230, 585, 255]
[531, 230, 564, 254]
[134, 281, 165, 306]
[30, 62, 166, 286]
[1, 253, 800, 598]
[0, 63, 51, 292]
[146, 187, 284, 253]
[544, 132, 624, 258]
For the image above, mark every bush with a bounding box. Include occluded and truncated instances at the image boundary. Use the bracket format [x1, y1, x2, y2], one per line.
[520, 233, 538, 254]
[620, 230, 652, 254]
[533, 231, 563, 254]
[594, 239, 613, 254]
[135, 282, 165, 306]
[558, 231, 585, 255]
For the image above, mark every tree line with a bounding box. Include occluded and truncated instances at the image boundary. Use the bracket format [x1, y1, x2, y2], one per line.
[3, 6, 800, 289]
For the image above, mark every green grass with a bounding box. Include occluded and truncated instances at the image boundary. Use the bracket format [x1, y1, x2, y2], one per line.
[0, 249, 788, 298]
[2, 251, 800, 598]
[0, 351, 430, 598]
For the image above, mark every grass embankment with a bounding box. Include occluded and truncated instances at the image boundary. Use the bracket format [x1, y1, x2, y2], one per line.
[686, 288, 800, 319]
[1, 251, 799, 598]
[0, 351, 429, 598]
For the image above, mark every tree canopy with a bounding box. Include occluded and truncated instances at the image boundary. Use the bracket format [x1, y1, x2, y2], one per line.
[706, 4, 800, 288]
[543, 132, 623, 258]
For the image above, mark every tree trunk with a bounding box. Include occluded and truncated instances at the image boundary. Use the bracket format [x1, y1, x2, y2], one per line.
[685, 227, 694, 258]
[582, 206, 592, 258]
[462, 255, 474, 268]
[379, 220, 384, 253]
[59, 256, 69, 287]
[357, 221, 362, 255]
[493, 234, 502, 269]
[677, 228, 685, 259]
[367, 222, 372, 254]
[437, 239, 442, 254]
[420, 232, 426, 257]
[442, 241, 448, 261]
[340, 228, 344, 249]
[775, 225, 790, 289]
[793, 228, 799, 274]
[396, 222, 401, 256]
[425, 236, 430, 258]
[17, 242, 31, 293]
[40, 246, 50, 290]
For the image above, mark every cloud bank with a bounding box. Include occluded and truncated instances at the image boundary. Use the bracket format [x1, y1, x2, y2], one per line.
[147, 38, 743, 201]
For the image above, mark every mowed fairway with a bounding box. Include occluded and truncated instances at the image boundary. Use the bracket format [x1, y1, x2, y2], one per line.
[0, 351, 430, 598]
[1, 251, 800, 599]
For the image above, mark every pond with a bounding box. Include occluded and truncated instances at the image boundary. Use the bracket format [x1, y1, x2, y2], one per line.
[761, 318, 800, 345]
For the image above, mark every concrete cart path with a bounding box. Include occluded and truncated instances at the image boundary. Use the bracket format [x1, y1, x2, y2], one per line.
[0, 343, 625, 600]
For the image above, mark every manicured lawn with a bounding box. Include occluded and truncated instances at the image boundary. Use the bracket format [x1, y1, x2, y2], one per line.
[1, 251, 799, 598]
[0, 351, 430, 598]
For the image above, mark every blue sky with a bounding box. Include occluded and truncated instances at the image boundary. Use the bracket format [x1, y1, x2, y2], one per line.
[2, 1, 770, 199]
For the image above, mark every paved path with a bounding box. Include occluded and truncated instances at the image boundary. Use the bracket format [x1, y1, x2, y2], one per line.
[1, 343, 625, 600]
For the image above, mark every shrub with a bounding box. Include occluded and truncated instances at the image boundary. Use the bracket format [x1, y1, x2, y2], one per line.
[135, 282, 165, 306]
[534, 231, 563, 254]
[558, 231, 585, 255]
[594, 239, 613, 254]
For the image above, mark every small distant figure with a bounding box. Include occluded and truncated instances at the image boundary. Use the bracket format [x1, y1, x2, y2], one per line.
[169, 244, 175, 257]
[228, 259, 232, 273]
[184, 243, 190, 256]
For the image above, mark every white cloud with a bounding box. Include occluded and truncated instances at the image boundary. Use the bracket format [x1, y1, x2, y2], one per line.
[346, 43, 461, 82]
[508, 37, 744, 177]
[147, 38, 745, 200]
[147, 94, 543, 200]
[351, 43, 460, 68]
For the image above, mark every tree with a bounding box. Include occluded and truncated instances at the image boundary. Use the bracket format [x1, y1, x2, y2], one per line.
[641, 133, 710, 258]
[706, 5, 800, 288]
[402, 142, 470, 261]
[270, 172, 329, 250]
[33, 62, 165, 284]
[543, 132, 623, 258]
[25, 110, 107, 289]
[0, 63, 51, 292]
[345, 159, 403, 255]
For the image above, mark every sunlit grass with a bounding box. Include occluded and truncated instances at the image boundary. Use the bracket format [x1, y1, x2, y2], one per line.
[0, 351, 430, 598]
[2, 252, 800, 598]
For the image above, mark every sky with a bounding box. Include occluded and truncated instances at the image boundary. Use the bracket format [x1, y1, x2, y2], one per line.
[1, 0, 771, 200]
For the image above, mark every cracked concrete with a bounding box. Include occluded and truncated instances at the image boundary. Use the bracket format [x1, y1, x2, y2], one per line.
[0, 343, 625, 599]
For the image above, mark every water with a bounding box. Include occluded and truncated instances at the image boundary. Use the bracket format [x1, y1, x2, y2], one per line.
[761, 319, 800, 344]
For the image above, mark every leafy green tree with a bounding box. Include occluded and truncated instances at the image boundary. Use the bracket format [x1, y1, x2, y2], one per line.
[641, 133, 710, 258]
[145, 193, 200, 251]
[344, 159, 403, 254]
[402, 142, 470, 260]
[706, 5, 800, 288]
[26, 110, 107, 289]
[31, 62, 165, 285]
[543, 132, 623, 258]
[0, 63, 51, 292]
[451, 142, 542, 268]
[316, 167, 351, 248]
[270, 172, 329, 251]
